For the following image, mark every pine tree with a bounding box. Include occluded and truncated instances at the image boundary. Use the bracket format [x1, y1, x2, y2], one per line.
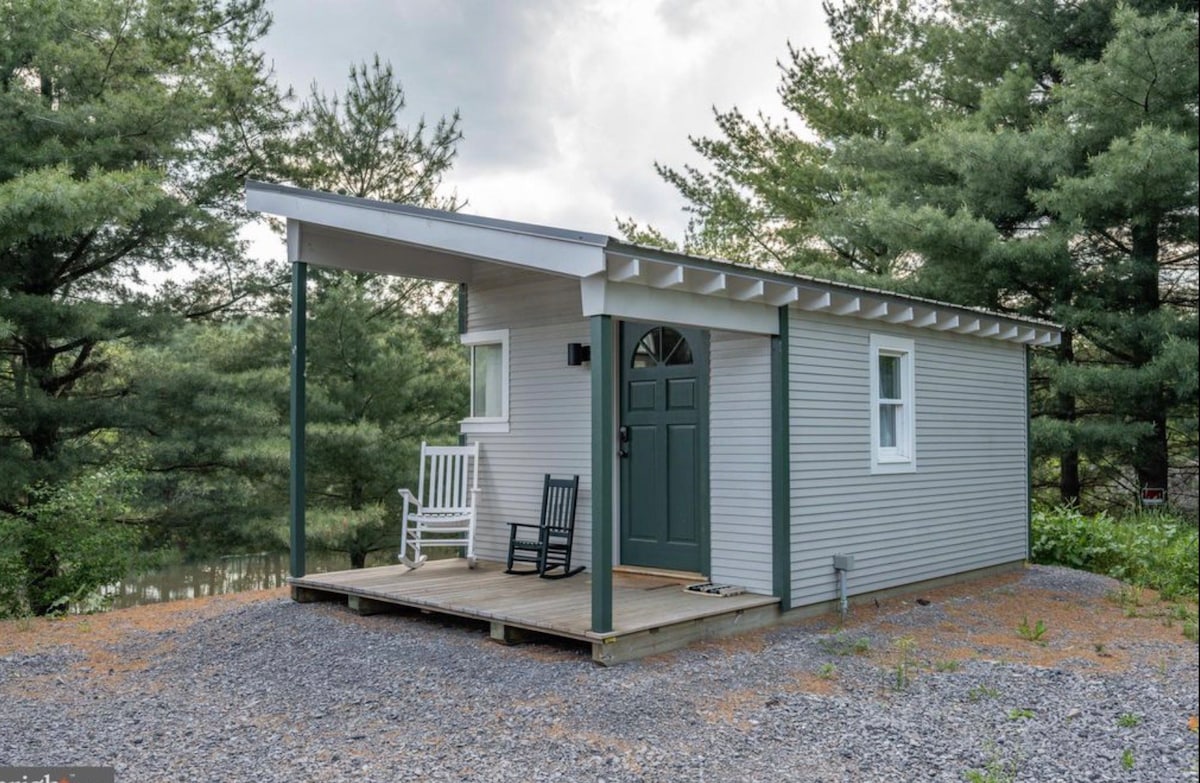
[651, 0, 1198, 509]
[0, 0, 292, 613]
[285, 56, 468, 567]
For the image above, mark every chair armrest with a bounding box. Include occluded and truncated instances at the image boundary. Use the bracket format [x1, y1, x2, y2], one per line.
[397, 488, 419, 509]
[506, 521, 543, 531]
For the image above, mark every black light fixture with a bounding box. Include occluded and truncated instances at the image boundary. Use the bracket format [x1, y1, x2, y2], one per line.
[567, 342, 591, 366]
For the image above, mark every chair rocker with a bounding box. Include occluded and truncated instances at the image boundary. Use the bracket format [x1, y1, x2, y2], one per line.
[397, 441, 480, 570]
[505, 474, 583, 579]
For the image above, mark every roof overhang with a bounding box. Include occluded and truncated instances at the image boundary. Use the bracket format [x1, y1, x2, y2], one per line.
[247, 180, 608, 281]
[246, 181, 1061, 346]
[594, 246, 1061, 345]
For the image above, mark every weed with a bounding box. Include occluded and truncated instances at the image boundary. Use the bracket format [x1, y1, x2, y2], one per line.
[935, 659, 961, 673]
[1016, 616, 1047, 643]
[1117, 713, 1140, 728]
[816, 663, 837, 680]
[967, 685, 1000, 702]
[1007, 708, 1035, 720]
[820, 632, 872, 657]
[1121, 749, 1135, 770]
[892, 636, 917, 690]
[1112, 583, 1145, 609]
[1184, 617, 1198, 643]
[964, 744, 1018, 783]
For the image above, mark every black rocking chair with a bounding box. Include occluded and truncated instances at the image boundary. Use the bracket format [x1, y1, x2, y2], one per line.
[505, 474, 584, 579]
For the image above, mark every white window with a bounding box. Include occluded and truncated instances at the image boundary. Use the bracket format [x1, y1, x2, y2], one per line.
[869, 334, 916, 474]
[461, 329, 509, 433]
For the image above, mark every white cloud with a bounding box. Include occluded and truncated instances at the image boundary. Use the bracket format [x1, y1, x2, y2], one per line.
[260, 0, 830, 249]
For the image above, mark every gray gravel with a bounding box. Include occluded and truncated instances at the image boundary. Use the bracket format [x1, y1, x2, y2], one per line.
[1, 565, 1196, 782]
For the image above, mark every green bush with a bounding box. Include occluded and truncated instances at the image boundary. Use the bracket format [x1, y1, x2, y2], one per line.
[1031, 506, 1199, 600]
[0, 470, 142, 617]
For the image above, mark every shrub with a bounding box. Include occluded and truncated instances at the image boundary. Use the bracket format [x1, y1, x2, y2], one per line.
[1031, 506, 1199, 600]
[0, 470, 142, 617]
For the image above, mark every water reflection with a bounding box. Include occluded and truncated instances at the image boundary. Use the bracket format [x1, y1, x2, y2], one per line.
[93, 550, 376, 611]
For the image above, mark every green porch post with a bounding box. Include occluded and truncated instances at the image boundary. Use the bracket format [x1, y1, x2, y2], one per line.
[290, 259, 308, 579]
[590, 314, 614, 633]
[771, 306, 792, 607]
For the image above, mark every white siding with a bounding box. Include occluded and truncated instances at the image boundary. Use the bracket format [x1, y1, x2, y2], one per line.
[465, 267, 592, 566]
[709, 331, 773, 594]
[788, 311, 1028, 608]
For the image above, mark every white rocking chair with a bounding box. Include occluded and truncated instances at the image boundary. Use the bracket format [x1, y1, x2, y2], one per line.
[397, 441, 481, 570]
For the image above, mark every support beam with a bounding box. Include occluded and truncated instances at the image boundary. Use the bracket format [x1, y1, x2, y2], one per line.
[912, 310, 939, 327]
[289, 256, 308, 580]
[798, 290, 832, 311]
[861, 301, 889, 320]
[609, 257, 641, 282]
[771, 307, 792, 609]
[765, 284, 800, 307]
[590, 315, 614, 634]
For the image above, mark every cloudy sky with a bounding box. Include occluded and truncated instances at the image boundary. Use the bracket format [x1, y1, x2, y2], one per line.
[258, 0, 831, 247]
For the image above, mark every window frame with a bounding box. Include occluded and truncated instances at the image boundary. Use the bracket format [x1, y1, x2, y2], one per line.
[460, 329, 509, 434]
[869, 333, 916, 474]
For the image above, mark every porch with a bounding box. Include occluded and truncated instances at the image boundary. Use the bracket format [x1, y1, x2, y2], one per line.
[289, 559, 780, 665]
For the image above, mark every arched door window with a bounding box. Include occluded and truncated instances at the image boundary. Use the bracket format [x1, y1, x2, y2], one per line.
[631, 326, 693, 368]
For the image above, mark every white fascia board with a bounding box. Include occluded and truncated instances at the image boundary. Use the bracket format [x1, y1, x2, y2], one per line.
[248, 187, 605, 278]
[581, 277, 778, 335]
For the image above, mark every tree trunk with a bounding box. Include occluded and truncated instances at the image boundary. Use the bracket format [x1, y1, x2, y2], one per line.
[1129, 222, 1169, 500]
[1057, 331, 1081, 505]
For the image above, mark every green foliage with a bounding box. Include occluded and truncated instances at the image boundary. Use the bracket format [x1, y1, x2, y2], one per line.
[1016, 616, 1048, 643]
[0, 0, 292, 612]
[1121, 749, 1135, 770]
[820, 632, 872, 656]
[0, 469, 140, 617]
[1007, 708, 1035, 721]
[967, 685, 1000, 702]
[1030, 506, 1200, 599]
[1117, 713, 1141, 728]
[123, 320, 288, 557]
[290, 54, 462, 207]
[647, 0, 1199, 508]
[892, 636, 917, 690]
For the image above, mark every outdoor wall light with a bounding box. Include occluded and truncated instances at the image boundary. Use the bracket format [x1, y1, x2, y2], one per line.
[567, 342, 591, 366]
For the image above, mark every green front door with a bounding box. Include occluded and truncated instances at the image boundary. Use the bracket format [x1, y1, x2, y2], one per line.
[619, 322, 709, 573]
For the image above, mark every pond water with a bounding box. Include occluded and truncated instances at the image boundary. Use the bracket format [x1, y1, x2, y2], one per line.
[92, 550, 386, 612]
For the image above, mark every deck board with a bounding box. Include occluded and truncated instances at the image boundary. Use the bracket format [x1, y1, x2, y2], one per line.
[290, 559, 780, 661]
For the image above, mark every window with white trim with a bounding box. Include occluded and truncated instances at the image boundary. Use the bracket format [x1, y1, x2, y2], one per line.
[869, 334, 916, 473]
[461, 329, 509, 433]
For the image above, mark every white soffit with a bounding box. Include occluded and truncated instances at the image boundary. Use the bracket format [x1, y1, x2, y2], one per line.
[602, 253, 1061, 346]
[247, 181, 607, 279]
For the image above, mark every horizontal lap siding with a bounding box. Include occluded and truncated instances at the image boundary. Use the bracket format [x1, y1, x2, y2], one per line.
[788, 312, 1027, 608]
[466, 268, 592, 567]
[709, 332, 773, 594]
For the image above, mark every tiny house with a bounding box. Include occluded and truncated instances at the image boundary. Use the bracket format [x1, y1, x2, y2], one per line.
[247, 181, 1059, 658]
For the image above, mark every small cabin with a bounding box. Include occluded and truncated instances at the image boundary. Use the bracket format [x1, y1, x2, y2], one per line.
[247, 181, 1060, 663]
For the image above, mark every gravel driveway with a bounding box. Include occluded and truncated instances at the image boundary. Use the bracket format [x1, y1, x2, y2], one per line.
[1, 565, 1196, 782]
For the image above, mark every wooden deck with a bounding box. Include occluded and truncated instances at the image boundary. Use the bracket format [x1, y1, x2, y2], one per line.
[289, 559, 780, 664]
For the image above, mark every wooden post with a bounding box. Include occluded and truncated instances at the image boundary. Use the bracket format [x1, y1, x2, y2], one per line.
[590, 315, 614, 634]
[771, 306, 791, 607]
[289, 221, 307, 581]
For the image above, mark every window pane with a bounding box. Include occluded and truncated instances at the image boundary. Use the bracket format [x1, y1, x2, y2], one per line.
[879, 404, 898, 448]
[662, 328, 693, 365]
[472, 343, 502, 417]
[879, 354, 901, 400]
